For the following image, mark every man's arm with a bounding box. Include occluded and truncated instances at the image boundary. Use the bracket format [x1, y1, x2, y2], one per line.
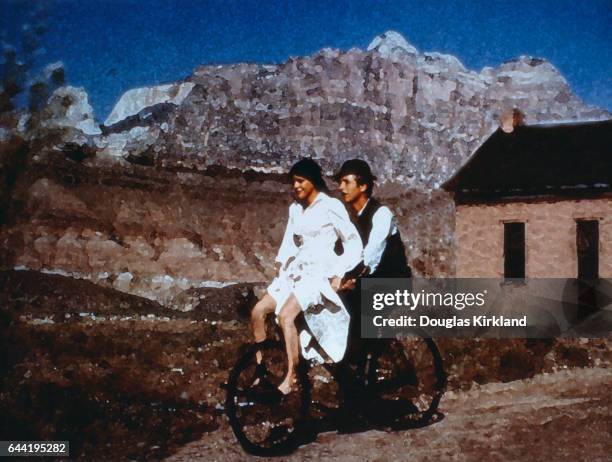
[327, 202, 363, 284]
[339, 207, 395, 290]
[363, 206, 395, 274]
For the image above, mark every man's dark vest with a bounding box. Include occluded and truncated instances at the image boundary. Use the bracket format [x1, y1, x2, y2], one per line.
[355, 198, 412, 278]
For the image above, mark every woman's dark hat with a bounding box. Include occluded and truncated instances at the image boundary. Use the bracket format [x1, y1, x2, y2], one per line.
[289, 158, 328, 191]
[333, 159, 377, 182]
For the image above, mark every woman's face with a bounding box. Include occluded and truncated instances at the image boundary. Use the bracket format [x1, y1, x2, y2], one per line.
[292, 175, 317, 203]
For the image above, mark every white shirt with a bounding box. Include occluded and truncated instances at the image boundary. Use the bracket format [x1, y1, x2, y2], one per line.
[275, 192, 363, 279]
[357, 199, 398, 274]
[270, 192, 363, 363]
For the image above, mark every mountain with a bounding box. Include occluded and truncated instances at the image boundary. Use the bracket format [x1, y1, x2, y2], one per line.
[93, 30, 608, 189]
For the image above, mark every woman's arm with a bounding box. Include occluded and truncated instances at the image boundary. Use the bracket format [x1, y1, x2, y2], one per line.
[275, 204, 298, 269]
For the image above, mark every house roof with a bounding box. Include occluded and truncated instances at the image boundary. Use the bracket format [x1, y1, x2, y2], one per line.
[442, 119, 612, 201]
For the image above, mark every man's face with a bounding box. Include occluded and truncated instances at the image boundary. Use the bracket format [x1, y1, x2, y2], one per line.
[338, 174, 367, 204]
[292, 175, 316, 202]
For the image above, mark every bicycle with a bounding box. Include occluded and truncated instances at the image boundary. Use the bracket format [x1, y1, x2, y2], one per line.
[224, 318, 446, 456]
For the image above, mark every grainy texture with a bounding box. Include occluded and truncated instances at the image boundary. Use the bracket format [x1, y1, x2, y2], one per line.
[1, 32, 610, 462]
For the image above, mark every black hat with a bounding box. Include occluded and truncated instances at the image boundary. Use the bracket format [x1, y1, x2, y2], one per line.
[288, 158, 329, 191]
[333, 159, 377, 182]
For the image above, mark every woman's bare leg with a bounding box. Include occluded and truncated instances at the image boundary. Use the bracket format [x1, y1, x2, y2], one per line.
[251, 293, 277, 364]
[277, 294, 302, 395]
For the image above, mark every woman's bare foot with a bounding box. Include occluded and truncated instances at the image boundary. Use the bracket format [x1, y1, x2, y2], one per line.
[277, 373, 297, 395]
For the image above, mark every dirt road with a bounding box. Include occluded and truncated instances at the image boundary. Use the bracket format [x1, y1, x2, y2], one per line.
[164, 367, 611, 462]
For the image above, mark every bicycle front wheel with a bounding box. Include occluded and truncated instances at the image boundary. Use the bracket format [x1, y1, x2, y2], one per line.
[225, 340, 311, 456]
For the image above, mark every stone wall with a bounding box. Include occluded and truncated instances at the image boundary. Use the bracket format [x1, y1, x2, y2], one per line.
[1, 153, 286, 303]
[455, 197, 612, 277]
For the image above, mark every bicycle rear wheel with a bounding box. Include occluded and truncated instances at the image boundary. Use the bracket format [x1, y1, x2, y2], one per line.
[225, 340, 311, 456]
[365, 337, 445, 429]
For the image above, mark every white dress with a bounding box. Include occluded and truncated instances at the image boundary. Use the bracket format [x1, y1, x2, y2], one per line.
[267, 192, 363, 363]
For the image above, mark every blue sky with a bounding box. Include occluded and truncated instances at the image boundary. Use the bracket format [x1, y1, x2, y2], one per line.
[2, 0, 611, 119]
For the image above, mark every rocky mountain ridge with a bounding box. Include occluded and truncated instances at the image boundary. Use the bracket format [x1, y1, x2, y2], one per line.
[9, 31, 609, 188]
[93, 31, 608, 189]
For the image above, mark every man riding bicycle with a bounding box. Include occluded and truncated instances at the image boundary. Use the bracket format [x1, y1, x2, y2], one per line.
[334, 159, 413, 430]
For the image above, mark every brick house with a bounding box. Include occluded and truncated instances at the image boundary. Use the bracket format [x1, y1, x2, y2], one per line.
[443, 118, 611, 278]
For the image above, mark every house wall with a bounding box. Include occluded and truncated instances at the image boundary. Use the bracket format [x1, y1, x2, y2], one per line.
[455, 197, 612, 277]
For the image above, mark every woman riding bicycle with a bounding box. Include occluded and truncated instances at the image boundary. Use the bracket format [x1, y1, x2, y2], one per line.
[250, 158, 363, 395]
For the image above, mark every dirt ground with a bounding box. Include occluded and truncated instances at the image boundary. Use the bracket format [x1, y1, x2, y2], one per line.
[1, 270, 610, 461]
[165, 367, 611, 462]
